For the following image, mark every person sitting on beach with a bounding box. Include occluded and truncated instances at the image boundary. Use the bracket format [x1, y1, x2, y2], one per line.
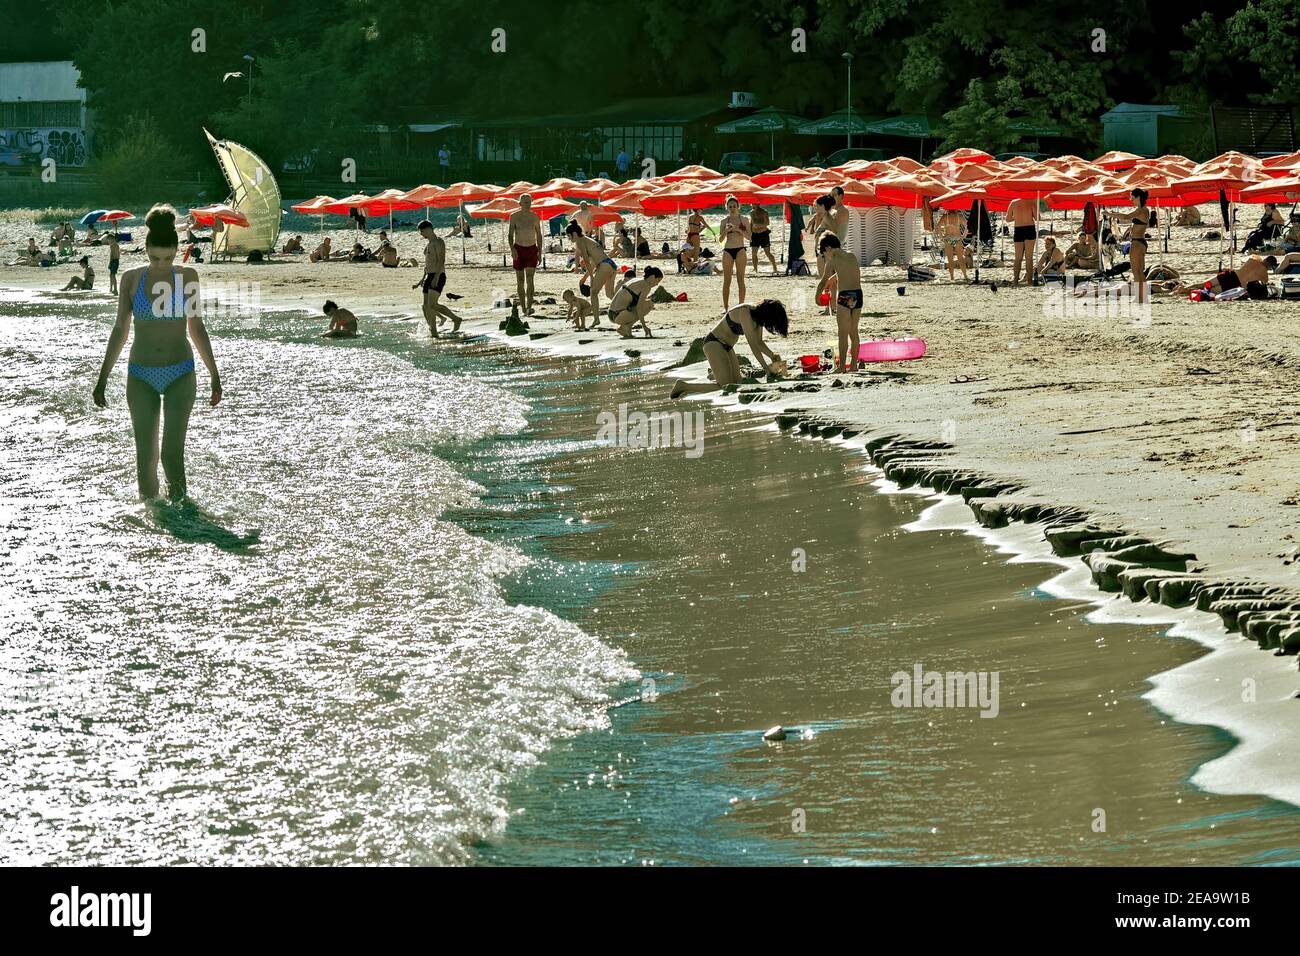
[936, 209, 969, 281]
[562, 289, 598, 330]
[1244, 203, 1286, 252]
[566, 221, 618, 319]
[1037, 236, 1065, 274]
[9, 238, 43, 265]
[1063, 232, 1099, 270]
[613, 226, 634, 257]
[281, 235, 304, 254]
[749, 206, 776, 274]
[1175, 206, 1201, 227]
[347, 241, 372, 263]
[106, 232, 121, 294]
[815, 235, 863, 373]
[61, 256, 94, 290]
[1007, 196, 1038, 284]
[322, 300, 358, 338]
[377, 239, 399, 268]
[634, 228, 652, 259]
[1173, 255, 1277, 296]
[310, 237, 333, 262]
[669, 299, 789, 398]
[49, 222, 70, 246]
[81, 226, 102, 245]
[57, 228, 75, 258]
[606, 267, 662, 338]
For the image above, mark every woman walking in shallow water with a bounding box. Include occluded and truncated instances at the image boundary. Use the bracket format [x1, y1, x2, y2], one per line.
[93, 204, 221, 500]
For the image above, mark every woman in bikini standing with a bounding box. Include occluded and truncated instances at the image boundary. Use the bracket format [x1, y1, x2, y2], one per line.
[718, 195, 749, 311]
[1108, 187, 1153, 304]
[686, 210, 706, 255]
[670, 299, 789, 398]
[93, 204, 221, 500]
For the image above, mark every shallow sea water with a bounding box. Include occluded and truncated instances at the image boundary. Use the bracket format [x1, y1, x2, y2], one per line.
[1, 286, 1295, 865]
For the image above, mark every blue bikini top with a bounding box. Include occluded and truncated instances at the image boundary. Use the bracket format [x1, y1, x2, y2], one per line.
[133, 269, 186, 321]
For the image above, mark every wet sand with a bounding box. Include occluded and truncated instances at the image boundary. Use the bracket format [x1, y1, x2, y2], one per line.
[445, 346, 1299, 864]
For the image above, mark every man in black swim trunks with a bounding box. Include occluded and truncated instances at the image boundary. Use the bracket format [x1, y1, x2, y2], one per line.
[414, 219, 460, 337]
[1007, 196, 1038, 285]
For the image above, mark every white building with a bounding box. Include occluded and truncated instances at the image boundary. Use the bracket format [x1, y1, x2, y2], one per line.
[0, 60, 90, 166]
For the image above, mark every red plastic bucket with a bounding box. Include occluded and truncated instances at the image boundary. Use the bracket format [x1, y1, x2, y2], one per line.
[799, 354, 821, 373]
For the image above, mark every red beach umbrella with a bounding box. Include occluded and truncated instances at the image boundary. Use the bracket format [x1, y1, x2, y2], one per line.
[931, 147, 994, 166]
[663, 164, 722, 181]
[751, 165, 813, 187]
[872, 173, 949, 208]
[530, 197, 580, 221]
[533, 177, 585, 198]
[1093, 150, 1144, 170]
[564, 178, 619, 198]
[188, 203, 251, 228]
[1237, 174, 1300, 204]
[427, 182, 501, 207]
[322, 193, 372, 215]
[467, 197, 520, 220]
[498, 181, 540, 199]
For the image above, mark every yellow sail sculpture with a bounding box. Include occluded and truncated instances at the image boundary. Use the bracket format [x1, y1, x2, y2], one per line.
[204, 128, 281, 256]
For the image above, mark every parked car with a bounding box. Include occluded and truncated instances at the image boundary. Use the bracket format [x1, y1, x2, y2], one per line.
[718, 151, 764, 175]
[826, 147, 887, 165]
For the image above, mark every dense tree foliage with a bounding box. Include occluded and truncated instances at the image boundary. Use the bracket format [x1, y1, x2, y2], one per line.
[42, 0, 1295, 170]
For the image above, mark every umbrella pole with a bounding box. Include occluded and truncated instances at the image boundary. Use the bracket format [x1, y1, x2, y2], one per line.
[460, 201, 467, 265]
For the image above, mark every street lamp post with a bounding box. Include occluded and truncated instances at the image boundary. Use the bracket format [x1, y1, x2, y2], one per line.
[842, 52, 853, 149]
[242, 54, 254, 106]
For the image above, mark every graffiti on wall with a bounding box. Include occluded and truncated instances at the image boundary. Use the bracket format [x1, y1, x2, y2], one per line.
[0, 128, 88, 166]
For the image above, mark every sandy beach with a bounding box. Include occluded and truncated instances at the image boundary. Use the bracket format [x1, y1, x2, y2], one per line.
[7, 207, 1297, 626]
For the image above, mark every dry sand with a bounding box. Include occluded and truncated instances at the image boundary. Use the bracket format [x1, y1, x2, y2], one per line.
[4, 207, 1300, 673]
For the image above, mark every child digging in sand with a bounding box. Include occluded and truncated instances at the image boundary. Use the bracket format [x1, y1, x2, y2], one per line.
[562, 289, 598, 330]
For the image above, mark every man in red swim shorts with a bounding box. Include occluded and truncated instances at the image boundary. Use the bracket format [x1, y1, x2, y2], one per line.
[508, 194, 543, 315]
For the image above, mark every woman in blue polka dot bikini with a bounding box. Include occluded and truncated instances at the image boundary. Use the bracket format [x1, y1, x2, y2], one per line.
[93, 204, 222, 500]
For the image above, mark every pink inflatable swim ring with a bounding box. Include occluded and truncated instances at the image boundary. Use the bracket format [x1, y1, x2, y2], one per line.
[857, 337, 927, 363]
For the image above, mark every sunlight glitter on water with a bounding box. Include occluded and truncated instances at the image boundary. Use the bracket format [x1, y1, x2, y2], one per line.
[0, 290, 635, 865]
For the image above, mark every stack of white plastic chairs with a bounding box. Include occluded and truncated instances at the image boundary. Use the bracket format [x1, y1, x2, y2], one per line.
[844, 208, 917, 266]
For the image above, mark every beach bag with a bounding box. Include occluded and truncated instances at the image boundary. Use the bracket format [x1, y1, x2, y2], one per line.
[1245, 279, 1269, 300]
[786, 258, 810, 276]
[907, 264, 935, 282]
[1215, 286, 1247, 301]
[1281, 277, 1300, 301]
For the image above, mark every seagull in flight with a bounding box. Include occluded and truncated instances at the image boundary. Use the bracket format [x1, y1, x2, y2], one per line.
[222, 71, 244, 82]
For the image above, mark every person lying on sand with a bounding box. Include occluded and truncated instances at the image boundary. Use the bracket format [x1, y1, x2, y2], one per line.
[1274, 252, 1300, 273]
[562, 289, 598, 330]
[1170, 255, 1276, 296]
[670, 299, 789, 398]
[606, 267, 662, 338]
[816, 235, 863, 373]
[321, 300, 358, 338]
[1037, 236, 1065, 273]
[61, 256, 94, 290]
[310, 237, 333, 262]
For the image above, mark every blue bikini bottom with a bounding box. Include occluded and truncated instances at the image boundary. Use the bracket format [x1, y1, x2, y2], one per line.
[128, 358, 195, 395]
